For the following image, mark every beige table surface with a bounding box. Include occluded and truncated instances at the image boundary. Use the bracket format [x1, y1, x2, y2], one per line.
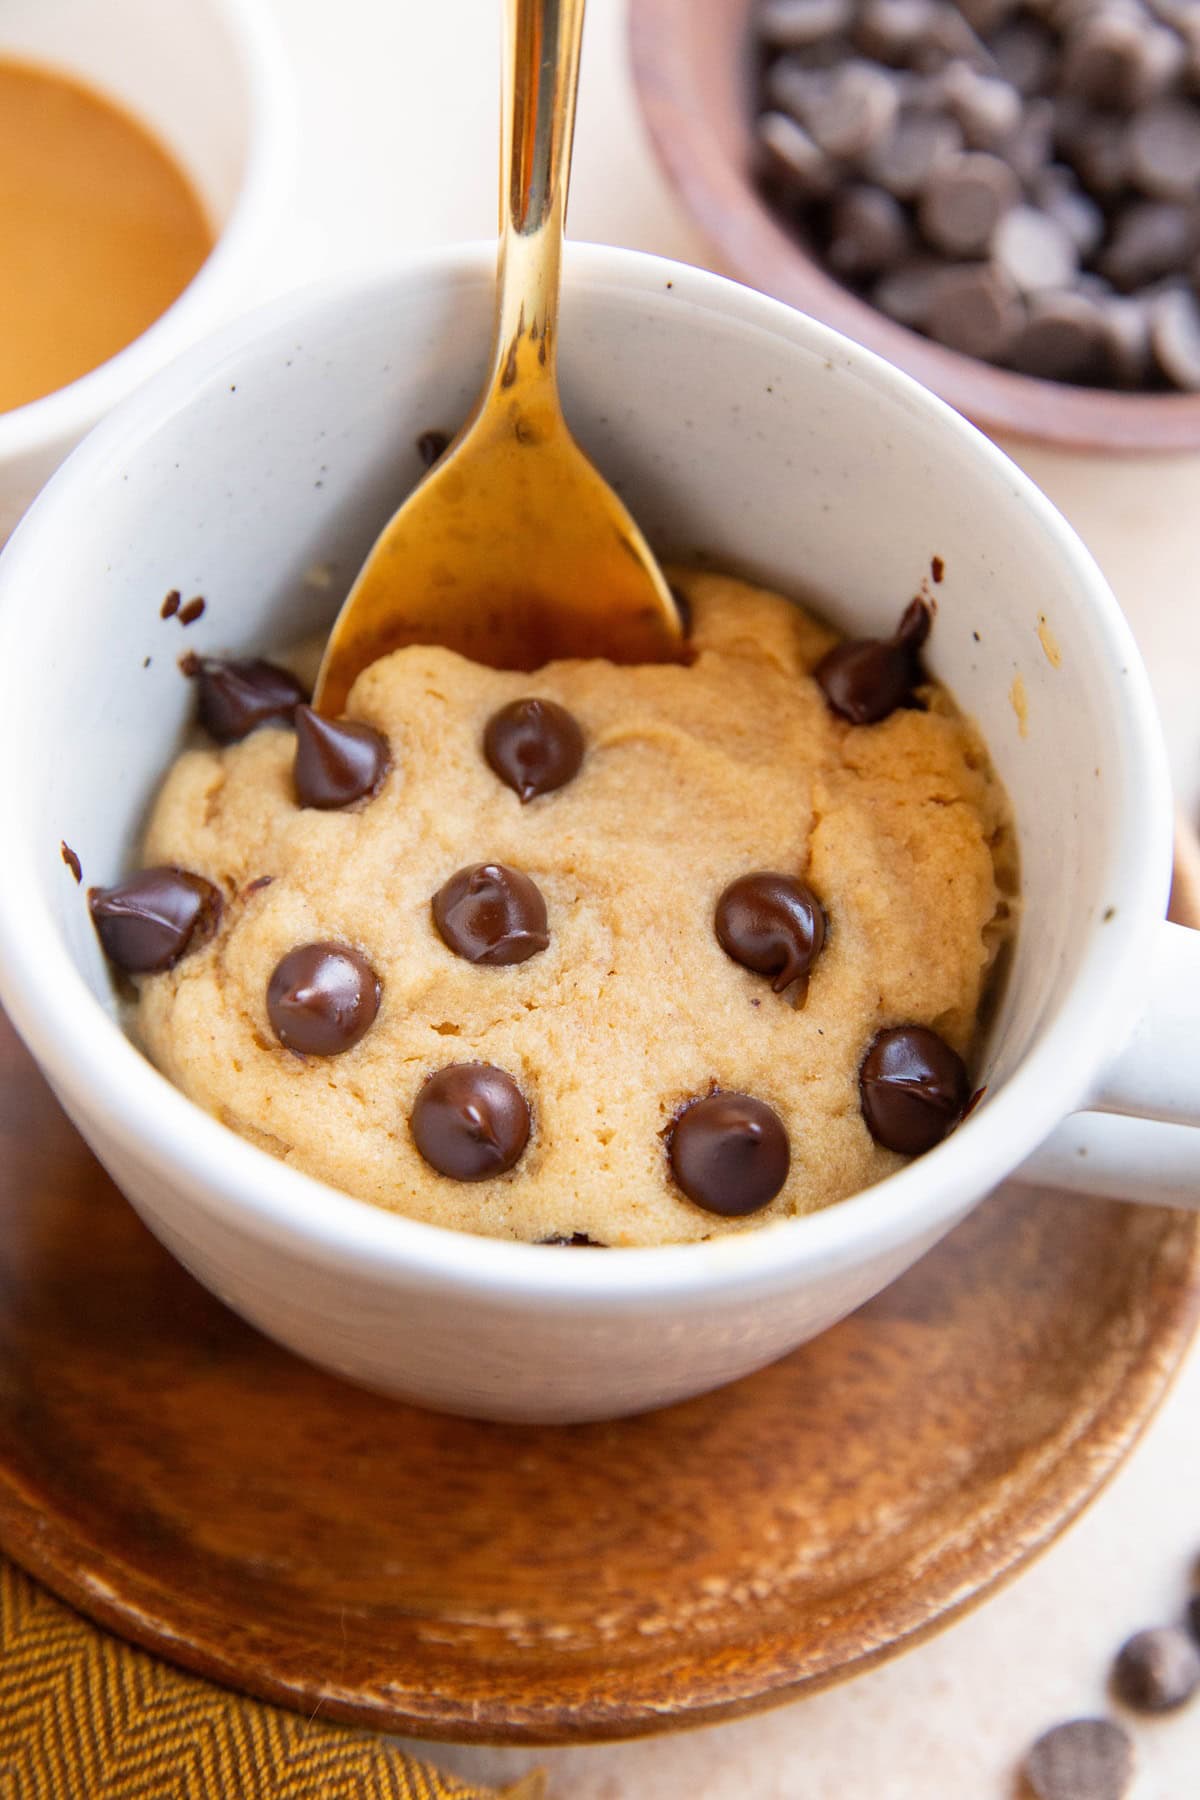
[256, 2, 1200, 1792]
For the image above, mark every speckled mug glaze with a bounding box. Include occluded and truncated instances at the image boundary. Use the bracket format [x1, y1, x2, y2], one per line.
[0, 245, 1196, 1422]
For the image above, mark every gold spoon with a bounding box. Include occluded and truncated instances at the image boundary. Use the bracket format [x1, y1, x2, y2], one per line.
[313, 0, 684, 716]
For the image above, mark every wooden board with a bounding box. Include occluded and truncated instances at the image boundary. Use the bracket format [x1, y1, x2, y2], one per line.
[0, 847, 1196, 1746]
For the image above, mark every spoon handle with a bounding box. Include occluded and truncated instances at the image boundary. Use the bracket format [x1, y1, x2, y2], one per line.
[490, 0, 586, 397]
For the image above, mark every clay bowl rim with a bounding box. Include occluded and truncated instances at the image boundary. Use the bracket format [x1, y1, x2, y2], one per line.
[628, 0, 1200, 454]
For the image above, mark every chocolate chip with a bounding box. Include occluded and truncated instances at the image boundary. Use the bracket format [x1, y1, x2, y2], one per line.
[927, 261, 1023, 359]
[1112, 1626, 1200, 1713]
[1099, 291, 1155, 386]
[856, 0, 941, 67]
[539, 1232, 607, 1246]
[266, 942, 380, 1056]
[1150, 285, 1200, 390]
[715, 873, 826, 994]
[411, 1063, 530, 1180]
[178, 596, 205, 626]
[859, 1024, 969, 1153]
[1100, 200, 1200, 292]
[669, 1092, 790, 1216]
[867, 110, 963, 199]
[483, 697, 584, 802]
[874, 256, 945, 325]
[1062, 8, 1158, 111]
[757, 109, 837, 199]
[815, 597, 931, 724]
[828, 185, 913, 276]
[758, 0, 854, 47]
[60, 842, 82, 883]
[1034, 165, 1105, 258]
[160, 589, 180, 620]
[992, 205, 1079, 295]
[1129, 97, 1200, 198]
[940, 63, 1022, 151]
[807, 61, 901, 159]
[189, 656, 308, 744]
[1008, 290, 1108, 382]
[89, 867, 222, 974]
[293, 705, 389, 809]
[1023, 1718, 1135, 1800]
[417, 429, 451, 468]
[919, 151, 1020, 254]
[432, 863, 549, 966]
[991, 17, 1057, 95]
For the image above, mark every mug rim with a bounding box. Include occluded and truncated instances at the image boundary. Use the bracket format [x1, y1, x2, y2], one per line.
[0, 242, 1174, 1306]
[0, 0, 295, 463]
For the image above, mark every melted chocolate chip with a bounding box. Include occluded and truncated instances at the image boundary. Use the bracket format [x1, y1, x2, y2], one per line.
[60, 842, 82, 883]
[715, 872, 826, 994]
[266, 942, 380, 1056]
[432, 863, 549, 966]
[411, 1063, 531, 1180]
[859, 1025, 968, 1154]
[89, 866, 222, 974]
[417, 429, 450, 468]
[292, 705, 389, 809]
[539, 1232, 607, 1247]
[815, 598, 931, 725]
[188, 657, 308, 743]
[483, 698, 584, 803]
[668, 1091, 790, 1216]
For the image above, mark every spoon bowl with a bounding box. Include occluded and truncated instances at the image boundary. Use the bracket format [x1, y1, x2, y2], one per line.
[314, 0, 682, 715]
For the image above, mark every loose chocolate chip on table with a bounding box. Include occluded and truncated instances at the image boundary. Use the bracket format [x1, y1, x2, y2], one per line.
[160, 589, 181, 620]
[60, 842, 82, 883]
[483, 696, 584, 802]
[539, 1232, 607, 1247]
[859, 1024, 969, 1153]
[1111, 1625, 1200, 1713]
[715, 872, 826, 994]
[433, 863, 550, 967]
[178, 596, 206, 626]
[815, 597, 931, 725]
[188, 656, 308, 744]
[293, 705, 389, 809]
[416, 429, 450, 468]
[89, 866, 223, 974]
[1022, 1717, 1135, 1800]
[669, 1092, 790, 1216]
[411, 1063, 531, 1180]
[266, 942, 380, 1056]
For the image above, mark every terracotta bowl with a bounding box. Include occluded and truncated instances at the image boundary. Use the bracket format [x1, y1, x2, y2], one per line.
[629, 0, 1200, 452]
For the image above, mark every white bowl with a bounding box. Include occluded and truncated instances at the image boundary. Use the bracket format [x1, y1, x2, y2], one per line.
[0, 244, 1196, 1423]
[0, 0, 295, 542]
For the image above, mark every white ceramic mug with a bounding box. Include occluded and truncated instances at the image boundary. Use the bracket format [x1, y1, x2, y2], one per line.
[0, 0, 295, 543]
[0, 246, 1197, 1424]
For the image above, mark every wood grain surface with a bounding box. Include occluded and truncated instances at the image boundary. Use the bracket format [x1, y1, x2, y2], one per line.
[0, 856, 1196, 1747]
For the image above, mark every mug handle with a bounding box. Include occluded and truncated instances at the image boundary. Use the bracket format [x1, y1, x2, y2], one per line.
[1013, 918, 1200, 1209]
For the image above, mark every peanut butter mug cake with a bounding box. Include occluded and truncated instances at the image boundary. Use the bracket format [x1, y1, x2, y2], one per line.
[89, 569, 1015, 1247]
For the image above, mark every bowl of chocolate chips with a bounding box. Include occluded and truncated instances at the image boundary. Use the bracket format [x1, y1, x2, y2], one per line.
[632, 0, 1200, 448]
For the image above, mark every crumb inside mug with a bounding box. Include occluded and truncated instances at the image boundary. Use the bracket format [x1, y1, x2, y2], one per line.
[0, 57, 213, 413]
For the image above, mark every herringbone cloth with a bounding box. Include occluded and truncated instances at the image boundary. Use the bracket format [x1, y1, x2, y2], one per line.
[0, 1561, 543, 1800]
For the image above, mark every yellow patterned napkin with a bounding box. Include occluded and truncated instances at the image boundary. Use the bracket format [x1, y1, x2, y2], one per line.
[0, 1561, 543, 1800]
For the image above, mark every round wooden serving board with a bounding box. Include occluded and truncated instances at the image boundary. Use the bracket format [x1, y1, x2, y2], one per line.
[0, 847, 1197, 1747]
